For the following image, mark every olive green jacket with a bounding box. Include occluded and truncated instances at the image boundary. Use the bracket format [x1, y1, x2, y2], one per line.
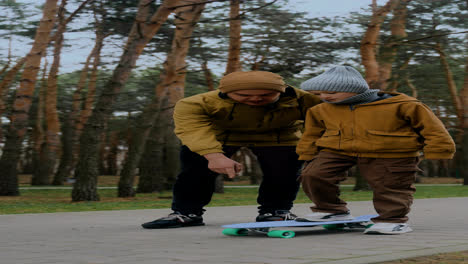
[173, 87, 321, 155]
[296, 92, 456, 160]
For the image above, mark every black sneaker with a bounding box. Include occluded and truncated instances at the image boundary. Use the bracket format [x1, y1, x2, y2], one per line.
[256, 210, 297, 222]
[141, 212, 205, 229]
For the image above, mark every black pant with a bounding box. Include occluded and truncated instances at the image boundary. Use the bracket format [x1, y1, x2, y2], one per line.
[171, 145, 303, 215]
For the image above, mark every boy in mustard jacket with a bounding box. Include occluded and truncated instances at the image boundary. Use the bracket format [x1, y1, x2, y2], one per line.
[296, 66, 455, 234]
[141, 71, 321, 229]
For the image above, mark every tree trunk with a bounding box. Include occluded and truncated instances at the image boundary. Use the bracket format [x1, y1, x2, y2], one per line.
[120, 0, 205, 196]
[232, 147, 262, 184]
[31, 61, 49, 185]
[52, 111, 72, 185]
[118, 97, 161, 196]
[360, 0, 398, 89]
[352, 167, 371, 191]
[202, 61, 215, 91]
[251, 55, 265, 71]
[0, 57, 26, 101]
[72, 37, 105, 174]
[196, 35, 215, 91]
[405, 77, 418, 98]
[98, 129, 108, 175]
[214, 175, 225, 193]
[162, 116, 181, 190]
[106, 131, 120, 176]
[0, 0, 58, 196]
[21, 134, 35, 174]
[53, 43, 94, 184]
[435, 42, 463, 181]
[45, 0, 92, 186]
[42, 0, 68, 182]
[378, 0, 408, 91]
[245, 148, 263, 185]
[59, 3, 106, 185]
[138, 107, 181, 192]
[225, 0, 242, 74]
[33, 142, 51, 185]
[72, 131, 101, 201]
[388, 54, 413, 93]
[461, 35, 468, 185]
[435, 43, 463, 121]
[0, 57, 26, 143]
[72, 0, 178, 201]
[137, 116, 166, 193]
[0, 55, 11, 77]
[463, 130, 468, 185]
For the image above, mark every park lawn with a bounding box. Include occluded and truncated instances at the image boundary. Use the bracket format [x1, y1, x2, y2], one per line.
[0, 185, 467, 215]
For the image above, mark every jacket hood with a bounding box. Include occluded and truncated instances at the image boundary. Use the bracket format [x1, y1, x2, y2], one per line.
[363, 92, 419, 106]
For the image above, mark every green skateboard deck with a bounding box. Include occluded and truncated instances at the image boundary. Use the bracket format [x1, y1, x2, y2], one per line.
[222, 214, 377, 238]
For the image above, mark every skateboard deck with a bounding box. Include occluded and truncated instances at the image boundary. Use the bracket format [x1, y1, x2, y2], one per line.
[222, 214, 378, 238]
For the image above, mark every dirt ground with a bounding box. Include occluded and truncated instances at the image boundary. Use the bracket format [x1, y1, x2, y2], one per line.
[377, 250, 468, 264]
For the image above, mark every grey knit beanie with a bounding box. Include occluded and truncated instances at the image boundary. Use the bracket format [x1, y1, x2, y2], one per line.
[300, 66, 369, 93]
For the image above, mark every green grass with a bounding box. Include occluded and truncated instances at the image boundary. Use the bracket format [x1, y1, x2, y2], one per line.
[1, 185, 467, 215]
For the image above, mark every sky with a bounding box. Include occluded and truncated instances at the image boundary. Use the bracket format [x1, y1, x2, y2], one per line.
[284, 0, 375, 16]
[0, 0, 384, 74]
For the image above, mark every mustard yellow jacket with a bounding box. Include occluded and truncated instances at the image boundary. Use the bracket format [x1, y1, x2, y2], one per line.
[296, 92, 456, 160]
[174, 87, 321, 155]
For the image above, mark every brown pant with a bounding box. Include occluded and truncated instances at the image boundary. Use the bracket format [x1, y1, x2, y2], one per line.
[301, 151, 420, 223]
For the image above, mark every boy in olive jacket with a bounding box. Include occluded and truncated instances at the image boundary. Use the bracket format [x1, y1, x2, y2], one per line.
[296, 66, 455, 234]
[141, 71, 321, 229]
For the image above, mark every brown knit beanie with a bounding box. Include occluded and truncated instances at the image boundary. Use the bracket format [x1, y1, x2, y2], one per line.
[218, 71, 287, 93]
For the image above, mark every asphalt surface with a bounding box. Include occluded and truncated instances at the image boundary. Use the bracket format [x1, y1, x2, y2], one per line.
[1, 197, 467, 264]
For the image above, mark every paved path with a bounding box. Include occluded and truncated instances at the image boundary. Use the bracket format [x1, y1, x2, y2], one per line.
[1, 197, 467, 264]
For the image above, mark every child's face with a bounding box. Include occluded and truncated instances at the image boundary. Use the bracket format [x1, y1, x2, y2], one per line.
[309, 91, 358, 102]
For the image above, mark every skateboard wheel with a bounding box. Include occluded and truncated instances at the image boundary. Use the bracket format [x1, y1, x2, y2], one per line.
[222, 228, 249, 236]
[346, 223, 368, 229]
[267, 230, 295, 238]
[322, 224, 346, 230]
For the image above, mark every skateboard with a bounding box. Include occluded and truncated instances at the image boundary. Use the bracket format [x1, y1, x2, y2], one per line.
[222, 214, 377, 238]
